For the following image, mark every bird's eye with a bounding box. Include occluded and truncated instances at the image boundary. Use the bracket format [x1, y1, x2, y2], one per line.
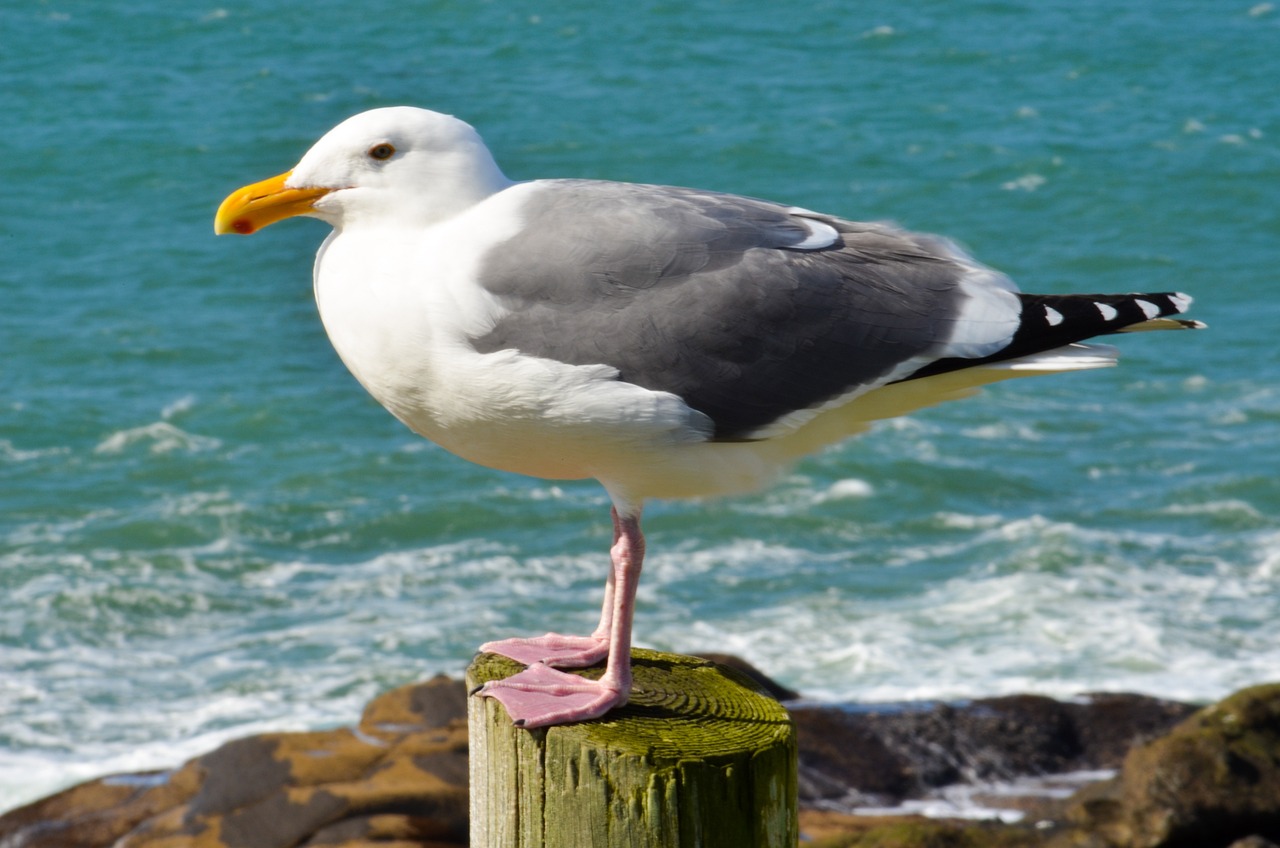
[368, 143, 396, 160]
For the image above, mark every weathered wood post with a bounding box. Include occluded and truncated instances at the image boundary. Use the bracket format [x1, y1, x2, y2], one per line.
[467, 648, 797, 848]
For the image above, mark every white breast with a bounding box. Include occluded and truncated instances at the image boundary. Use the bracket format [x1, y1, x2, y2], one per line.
[311, 184, 710, 483]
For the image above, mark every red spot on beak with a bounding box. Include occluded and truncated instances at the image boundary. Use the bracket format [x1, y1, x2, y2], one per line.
[232, 219, 256, 235]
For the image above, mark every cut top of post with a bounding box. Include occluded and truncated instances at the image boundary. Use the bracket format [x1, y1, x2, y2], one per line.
[468, 648, 798, 848]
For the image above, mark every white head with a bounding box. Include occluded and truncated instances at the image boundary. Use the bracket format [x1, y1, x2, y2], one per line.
[215, 107, 512, 235]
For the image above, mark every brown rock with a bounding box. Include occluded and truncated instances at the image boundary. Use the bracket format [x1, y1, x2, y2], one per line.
[797, 808, 1046, 847]
[0, 768, 201, 848]
[359, 674, 468, 740]
[1064, 683, 1280, 848]
[0, 678, 470, 848]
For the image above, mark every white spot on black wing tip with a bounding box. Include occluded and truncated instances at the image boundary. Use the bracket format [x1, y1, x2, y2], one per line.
[1044, 305, 1064, 326]
[1095, 302, 1119, 321]
[1135, 299, 1161, 320]
[1170, 292, 1194, 313]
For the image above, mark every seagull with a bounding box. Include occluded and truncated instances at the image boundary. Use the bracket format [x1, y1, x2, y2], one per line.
[215, 106, 1202, 728]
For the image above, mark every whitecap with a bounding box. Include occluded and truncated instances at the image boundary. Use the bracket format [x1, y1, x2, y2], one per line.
[0, 439, 70, 463]
[161, 394, 197, 420]
[960, 421, 1042, 441]
[94, 421, 221, 455]
[1001, 174, 1046, 192]
[1160, 499, 1264, 520]
[820, 479, 875, 500]
[860, 25, 895, 38]
[934, 512, 1005, 531]
[638, 514, 1280, 707]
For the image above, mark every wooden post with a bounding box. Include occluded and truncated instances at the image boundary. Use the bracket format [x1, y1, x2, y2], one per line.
[467, 648, 797, 848]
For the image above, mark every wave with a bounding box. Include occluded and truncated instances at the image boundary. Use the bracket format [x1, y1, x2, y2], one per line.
[2, 499, 1276, 815]
[93, 421, 222, 455]
[0, 439, 70, 463]
[637, 519, 1280, 705]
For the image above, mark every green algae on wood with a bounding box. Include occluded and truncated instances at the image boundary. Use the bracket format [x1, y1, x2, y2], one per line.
[467, 648, 798, 848]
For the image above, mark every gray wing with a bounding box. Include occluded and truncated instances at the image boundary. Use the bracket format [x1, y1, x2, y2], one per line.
[472, 180, 982, 441]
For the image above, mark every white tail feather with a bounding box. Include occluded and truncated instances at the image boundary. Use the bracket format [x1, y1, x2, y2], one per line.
[981, 342, 1120, 373]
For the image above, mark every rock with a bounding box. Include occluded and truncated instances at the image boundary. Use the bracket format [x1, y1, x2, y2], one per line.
[1226, 837, 1280, 848]
[4, 659, 1268, 848]
[0, 675, 470, 848]
[1065, 693, 1200, 770]
[791, 692, 1195, 810]
[793, 703, 917, 805]
[1063, 683, 1280, 848]
[797, 809, 1046, 847]
[0, 769, 202, 848]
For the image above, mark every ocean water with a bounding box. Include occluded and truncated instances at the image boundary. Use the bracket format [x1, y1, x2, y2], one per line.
[3, 0, 1278, 812]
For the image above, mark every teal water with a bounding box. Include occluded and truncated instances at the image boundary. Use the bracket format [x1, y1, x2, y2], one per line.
[2, 0, 1278, 810]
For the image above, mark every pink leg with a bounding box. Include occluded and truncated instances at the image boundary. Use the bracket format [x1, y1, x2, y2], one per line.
[478, 511, 623, 668]
[477, 506, 643, 728]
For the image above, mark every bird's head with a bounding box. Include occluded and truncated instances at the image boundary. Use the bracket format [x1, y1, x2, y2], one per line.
[215, 106, 510, 236]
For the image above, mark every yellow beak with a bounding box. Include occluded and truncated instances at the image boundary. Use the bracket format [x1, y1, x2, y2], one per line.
[214, 171, 332, 235]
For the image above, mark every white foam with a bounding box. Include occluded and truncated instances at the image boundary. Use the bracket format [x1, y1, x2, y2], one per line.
[851, 769, 1119, 823]
[1159, 499, 1264, 521]
[960, 421, 1043, 441]
[1001, 174, 1046, 191]
[855, 786, 1026, 824]
[820, 479, 875, 500]
[0, 439, 70, 463]
[161, 394, 197, 420]
[638, 517, 1280, 705]
[94, 421, 221, 455]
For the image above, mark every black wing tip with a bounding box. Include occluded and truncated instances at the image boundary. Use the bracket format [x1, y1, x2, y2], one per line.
[1161, 291, 1206, 329]
[1115, 291, 1205, 331]
[1022, 290, 1204, 335]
